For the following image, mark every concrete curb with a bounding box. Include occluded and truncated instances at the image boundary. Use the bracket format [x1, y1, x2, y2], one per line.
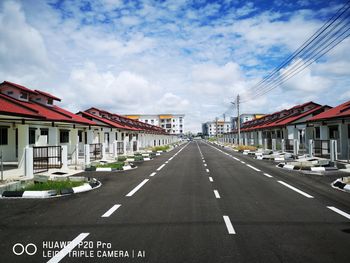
[1, 179, 101, 199]
[331, 179, 350, 193]
[276, 163, 338, 172]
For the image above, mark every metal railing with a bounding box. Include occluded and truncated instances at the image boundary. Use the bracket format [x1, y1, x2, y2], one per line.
[33, 146, 62, 174]
[314, 140, 330, 158]
[284, 139, 294, 153]
[117, 142, 124, 154]
[89, 143, 102, 161]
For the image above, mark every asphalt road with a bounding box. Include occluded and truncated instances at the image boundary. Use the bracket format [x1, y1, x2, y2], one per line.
[0, 140, 350, 263]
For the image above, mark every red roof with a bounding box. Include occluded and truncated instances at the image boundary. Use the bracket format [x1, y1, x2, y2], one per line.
[78, 111, 128, 129]
[34, 90, 61, 101]
[0, 94, 42, 118]
[238, 101, 322, 132]
[309, 100, 350, 121]
[1, 81, 38, 94]
[0, 92, 96, 125]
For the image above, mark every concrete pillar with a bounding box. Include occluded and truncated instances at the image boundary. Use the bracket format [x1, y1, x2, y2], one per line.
[272, 139, 276, 151]
[24, 147, 33, 179]
[339, 123, 348, 159]
[330, 139, 338, 161]
[263, 138, 268, 150]
[281, 139, 285, 152]
[61, 145, 68, 170]
[48, 127, 58, 145]
[18, 124, 29, 171]
[70, 129, 78, 156]
[102, 142, 106, 159]
[293, 139, 298, 156]
[86, 130, 94, 144]
[308, 139, 314, 157]
[113, 141, 118, 158]
[84, 144, 90, 165]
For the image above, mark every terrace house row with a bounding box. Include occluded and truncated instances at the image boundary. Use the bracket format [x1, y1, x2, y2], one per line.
[222, 100, 350, 161]
[0, 81, 177, 178]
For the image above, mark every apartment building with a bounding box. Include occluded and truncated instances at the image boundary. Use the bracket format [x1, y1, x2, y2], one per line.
[125, 114, 185, 135]
[202, 120, 232, 137]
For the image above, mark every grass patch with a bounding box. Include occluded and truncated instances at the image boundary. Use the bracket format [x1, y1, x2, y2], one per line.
[152, 145, 170, 152]
[96, 162, 125, 170]
[24, 180, 85, 191]
[235, 145, 257, 151]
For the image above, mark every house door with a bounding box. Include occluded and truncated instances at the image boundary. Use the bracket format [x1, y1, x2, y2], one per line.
[329, 125, 339, 139]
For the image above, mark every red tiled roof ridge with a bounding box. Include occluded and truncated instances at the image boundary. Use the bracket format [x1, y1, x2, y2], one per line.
[34, 90, 61, 101]
[2, 81, 38, 94]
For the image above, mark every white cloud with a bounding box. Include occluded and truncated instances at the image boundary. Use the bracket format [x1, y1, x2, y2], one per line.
[0, 1, 52, 83]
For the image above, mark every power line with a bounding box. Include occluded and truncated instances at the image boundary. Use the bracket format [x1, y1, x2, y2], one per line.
[241, 1, 350, 103]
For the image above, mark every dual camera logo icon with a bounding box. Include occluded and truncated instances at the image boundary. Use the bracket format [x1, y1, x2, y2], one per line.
[13, 243, 37, 256]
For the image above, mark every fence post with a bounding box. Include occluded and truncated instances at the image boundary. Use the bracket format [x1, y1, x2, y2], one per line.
[25, 147, 34, 179]
[113, 142, 118, 159]
[263, 138, 267, 150]
[102, 143, 106, 160]
[293, 139, 298, 156]
[308, 139, 314, 157]
[330, 139, 338, 162]
[84, 144, 90, 166]
[272, 139, 276, 151]
[281, 139, 285, 152]
[61, 145, 68, 170]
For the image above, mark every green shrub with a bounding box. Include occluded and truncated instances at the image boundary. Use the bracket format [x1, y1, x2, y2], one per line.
[117, 156, 127, 162]
[96, 162, 125, 170]
[152, 145, 170, 152]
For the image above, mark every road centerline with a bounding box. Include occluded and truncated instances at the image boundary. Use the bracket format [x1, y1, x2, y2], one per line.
[126, 179, 149, 197]
[101, 204, 121, 218]
[223, 215, 236, 235]
[213, 190, 221, 198]
[47, 233, 90, 263]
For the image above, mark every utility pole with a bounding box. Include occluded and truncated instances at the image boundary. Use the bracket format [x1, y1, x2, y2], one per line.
[237, 94, 240, 145]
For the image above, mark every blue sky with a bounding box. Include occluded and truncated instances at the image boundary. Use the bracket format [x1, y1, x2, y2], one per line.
[1, 0, 349, 132]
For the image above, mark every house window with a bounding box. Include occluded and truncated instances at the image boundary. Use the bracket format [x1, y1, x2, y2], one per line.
[59, 130, 70, 143]
[78, 130, 83, 143]
[7, 91, 13, 95]
[29, 128, 36, 144]
[47, 98, 53, 105]
[145, 120, 148, 123]
[121, 133, 124, 140]
[314, 127, 320, 139]
[0, 127, 8, 145]
[20, 92, 28, 100]
[348, 124, 350, 139]
[115, 132, 118, 141]
[40, 128, 49, 143]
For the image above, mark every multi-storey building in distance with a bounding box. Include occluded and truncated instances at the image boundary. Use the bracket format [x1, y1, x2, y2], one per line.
[124, 114, 185, 135]
[202, 120, 232, 137]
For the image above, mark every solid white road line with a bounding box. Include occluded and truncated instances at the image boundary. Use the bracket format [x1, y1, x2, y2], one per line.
[209, 177, 213, 182]
[214, 190, 221, 198]
[327, 206, 350, 220]
[263, 173, 273, 178]
[246, 164, 261, 172]
[240, 161, 246, 164]
[206, 169, 210, 173]
[149, 172, 157, 177]
[157, 164, 166, 171]
[47, 233, 90, 263]
[101, 204, 121, 218]
[165, 161, 169, 164]
[223, 216, 236, 234]
[126, 179, 149, 197]
[277, 181, 314, 198]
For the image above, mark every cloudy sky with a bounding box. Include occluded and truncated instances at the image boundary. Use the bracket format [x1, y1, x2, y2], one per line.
[1, 0, 349, 132]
